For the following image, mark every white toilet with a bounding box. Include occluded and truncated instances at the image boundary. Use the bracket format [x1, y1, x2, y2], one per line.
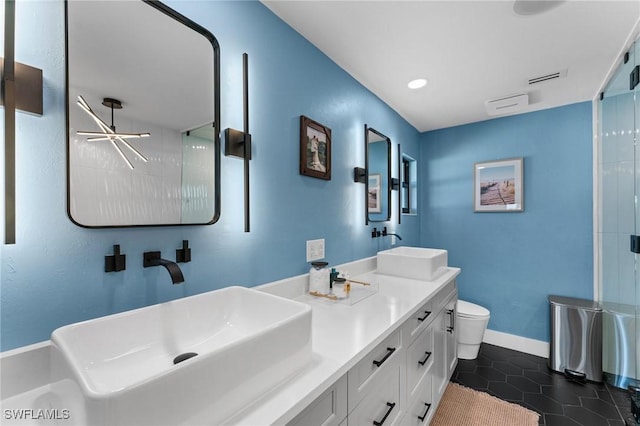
[456, 300, 491, 360]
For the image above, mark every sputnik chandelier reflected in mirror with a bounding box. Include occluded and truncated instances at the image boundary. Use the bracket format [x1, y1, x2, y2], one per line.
[76, 95, 149, 169]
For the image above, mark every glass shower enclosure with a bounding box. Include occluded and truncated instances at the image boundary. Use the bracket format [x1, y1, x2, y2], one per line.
[598, 37, 640, 423]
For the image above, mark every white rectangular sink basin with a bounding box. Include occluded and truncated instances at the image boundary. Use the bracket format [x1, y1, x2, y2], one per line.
[50, 286, 312, 425]
[377, 246, 448, 281]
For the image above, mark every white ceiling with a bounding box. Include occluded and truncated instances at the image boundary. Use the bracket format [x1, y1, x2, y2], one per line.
[263, 0, 640, 132]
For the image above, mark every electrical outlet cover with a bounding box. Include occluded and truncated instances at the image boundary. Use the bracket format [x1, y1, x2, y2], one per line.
[306, 239, 325, 262]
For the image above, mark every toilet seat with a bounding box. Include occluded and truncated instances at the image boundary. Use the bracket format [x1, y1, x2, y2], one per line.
[457, 300, 490, 319]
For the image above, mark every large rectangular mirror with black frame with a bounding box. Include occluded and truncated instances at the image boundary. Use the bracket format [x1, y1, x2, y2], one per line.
[66, 0, 220, 227]
[365, 125, 391, 223]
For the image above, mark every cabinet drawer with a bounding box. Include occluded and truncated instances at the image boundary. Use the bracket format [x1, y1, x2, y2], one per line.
[287, 374, 347, 426]
[406, 325, 434, 400]
[404, 299, 435, 343]
[404, 374, 434, 426]
[348, 363, 403, 426]
[348, 329, 402, 409]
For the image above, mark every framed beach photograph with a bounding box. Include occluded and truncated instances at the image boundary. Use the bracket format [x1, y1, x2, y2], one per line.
[368, 173, 381, 213]
[300, 115, 331, 180]
[474, 157, 523, 212]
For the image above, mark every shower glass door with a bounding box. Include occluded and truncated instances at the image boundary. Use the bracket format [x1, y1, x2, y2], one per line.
[634, 39, 640, 419]
[599, 37, 639, 406]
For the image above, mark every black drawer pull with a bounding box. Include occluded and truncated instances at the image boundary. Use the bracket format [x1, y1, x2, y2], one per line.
[418, 351, 432, 366]
[417, 403, 432, 422]
[372, 347, 396, 367]
[373, 402, 396, 426]
[447, 308, 455, 333]
[417, 310, 431, 322]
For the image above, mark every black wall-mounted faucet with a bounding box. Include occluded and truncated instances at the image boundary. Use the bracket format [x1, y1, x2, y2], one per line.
[143, 251, 185, 284]
[382, 227, 402, 241]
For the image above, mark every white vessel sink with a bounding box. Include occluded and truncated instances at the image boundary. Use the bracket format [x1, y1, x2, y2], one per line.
[50, 286, 312, 425]
[377, 246, 448, 281]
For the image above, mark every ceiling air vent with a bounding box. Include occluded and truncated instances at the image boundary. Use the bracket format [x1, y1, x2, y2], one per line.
[485, 93, 529, 116]
[528, 69, 567, 85]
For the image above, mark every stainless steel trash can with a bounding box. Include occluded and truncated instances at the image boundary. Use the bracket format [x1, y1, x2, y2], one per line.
[548, 295, 603, 382]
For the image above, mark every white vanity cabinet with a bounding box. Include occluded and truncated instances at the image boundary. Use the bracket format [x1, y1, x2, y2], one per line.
[404, 297, 435, 343]
[348, 360, 404, 426]
[401, 281, 456, 426]
[287, 279, 458, 426]
[348, 329, 403, 409]
[432, 287, 458, 407]
[403, 318, 437, 425]
[406, 325, 434, 399]
[403, 374, 434, 426]
[347, 329, 405, 426]
[445, 295, 458, 376]
[287, 374, 348, 426]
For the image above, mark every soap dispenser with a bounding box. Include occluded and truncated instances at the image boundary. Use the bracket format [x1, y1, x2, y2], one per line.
[329, 268, 339, 291]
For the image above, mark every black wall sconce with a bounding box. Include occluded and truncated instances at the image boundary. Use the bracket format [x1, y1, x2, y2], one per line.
[391, 178, 399, 191]
[353, 165, 368, 226]
[396, 144, 401, 224]
[2, 3, 44, 244]
[224, 53, 251, 233]
[353, 167, 366, 183]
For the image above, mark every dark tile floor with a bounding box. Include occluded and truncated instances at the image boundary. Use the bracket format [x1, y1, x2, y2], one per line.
[451, 343, 636, 426]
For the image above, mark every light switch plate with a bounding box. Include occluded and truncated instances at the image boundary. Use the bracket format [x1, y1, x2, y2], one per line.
[306, 239, 325, 262]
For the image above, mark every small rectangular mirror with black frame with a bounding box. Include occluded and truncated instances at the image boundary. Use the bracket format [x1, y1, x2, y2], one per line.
[65, 0, 220, 227]
[365, 125, 392, 224]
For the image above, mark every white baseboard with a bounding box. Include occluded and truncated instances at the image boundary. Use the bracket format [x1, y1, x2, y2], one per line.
[483, 329, 549, 358]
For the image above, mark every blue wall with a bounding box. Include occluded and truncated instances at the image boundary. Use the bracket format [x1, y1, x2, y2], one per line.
[1, 1, 596, 351]
[420, 102, 593, 342]
[0, 1, 420, 351]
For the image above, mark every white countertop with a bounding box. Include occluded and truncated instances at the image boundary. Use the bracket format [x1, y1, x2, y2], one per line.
[228, 267, 460, 425]
[0, 259, 460, 426]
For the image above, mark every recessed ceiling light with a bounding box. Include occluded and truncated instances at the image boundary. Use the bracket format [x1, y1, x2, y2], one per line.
[408, 78, 428, 90]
